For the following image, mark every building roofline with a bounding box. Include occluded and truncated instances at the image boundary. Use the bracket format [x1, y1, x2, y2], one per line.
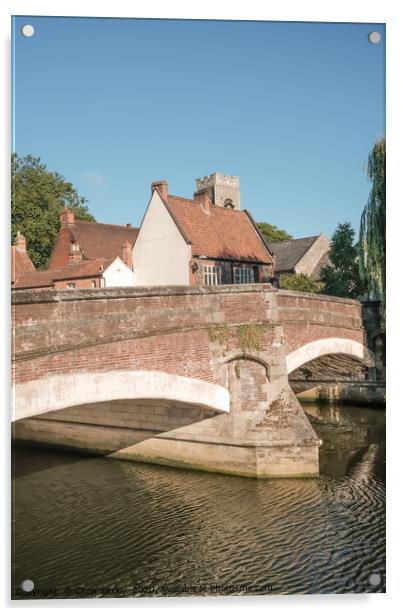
[268, 234, 322, 270]
[243, 210, 275, 263]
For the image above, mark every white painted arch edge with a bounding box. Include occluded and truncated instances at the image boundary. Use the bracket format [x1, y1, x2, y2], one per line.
[286, 337, 375, 374]
[12, 370, 230, 422]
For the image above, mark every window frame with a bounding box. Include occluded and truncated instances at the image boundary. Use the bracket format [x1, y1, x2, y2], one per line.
[204, 264, 222, 286]
[233, 266, 255, 284]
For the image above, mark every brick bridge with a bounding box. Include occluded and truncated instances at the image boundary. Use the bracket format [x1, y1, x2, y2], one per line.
[12, 285, 374, 478]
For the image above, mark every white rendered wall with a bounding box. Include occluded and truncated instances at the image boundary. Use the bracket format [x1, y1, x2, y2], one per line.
[133, 191, 191, 286]
[103, 257, 135, 287]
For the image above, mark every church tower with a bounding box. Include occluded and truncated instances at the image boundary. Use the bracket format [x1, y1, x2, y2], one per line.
[194, 173, 241, 210]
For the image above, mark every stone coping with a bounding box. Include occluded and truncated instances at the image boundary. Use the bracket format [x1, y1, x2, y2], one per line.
[11, 283, 276, 305]
[277, 289, 362, 306]
[12, 283, 363, 306]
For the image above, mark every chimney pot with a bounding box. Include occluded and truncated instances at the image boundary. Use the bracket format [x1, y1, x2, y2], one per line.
[151, 179, 168, 202]
[68, 241, 82, 262]
[14, 230, 27, 251]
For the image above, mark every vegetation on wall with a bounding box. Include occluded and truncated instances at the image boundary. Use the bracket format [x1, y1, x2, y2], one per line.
[279, 273, 321, 294]
[358, 137, 386, 328]
[237, 323, 273, 353]
[11, 153, 95, 269]
[319, 222, 363, 298]
[208, 323, 230, 348]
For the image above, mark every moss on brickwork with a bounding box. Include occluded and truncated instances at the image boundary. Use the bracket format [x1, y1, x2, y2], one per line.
[208, 323, 230, 348]
[236, 323, 274, 352]
[234, 361, 241, 379]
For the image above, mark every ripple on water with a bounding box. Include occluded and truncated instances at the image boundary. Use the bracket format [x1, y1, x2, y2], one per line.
[12, 404, 385, 597]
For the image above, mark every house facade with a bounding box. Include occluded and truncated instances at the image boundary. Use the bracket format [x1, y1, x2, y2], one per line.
[12, 209, 138, 290]
[133, 173, 275, 287]
[12, 256, 134, 291]
[268, 233, 330, 281]
[47, 208, 137, 289]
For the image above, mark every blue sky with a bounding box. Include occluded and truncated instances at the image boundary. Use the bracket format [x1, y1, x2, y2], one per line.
[12, 17, 385, 239]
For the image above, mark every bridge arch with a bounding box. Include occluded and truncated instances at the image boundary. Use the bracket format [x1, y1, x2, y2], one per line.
[286, 337, 375, 374]
[12, 370, 230, 422]
[215, 351, 270, 376]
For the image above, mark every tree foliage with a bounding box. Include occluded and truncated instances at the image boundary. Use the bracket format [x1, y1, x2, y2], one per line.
[279, 273, 321, 294]
[256, 222, 293, 243]
[11, 153, 95, 269]
[319, 222, 363, 298]
[358, 137, 386, 327]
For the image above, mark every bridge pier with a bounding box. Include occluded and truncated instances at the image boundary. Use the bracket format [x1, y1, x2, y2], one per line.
[108, 316, 320, 477]
[109, 386, 320, 478]
[12, 284, 367, 479]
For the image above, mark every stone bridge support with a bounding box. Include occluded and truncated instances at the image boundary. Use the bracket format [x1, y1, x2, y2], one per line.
[11, 284, 367, 478]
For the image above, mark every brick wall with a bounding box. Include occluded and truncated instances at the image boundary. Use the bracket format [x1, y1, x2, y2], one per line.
[12, 285, 365, 387]
[277, 290, 365, 355]
[54, 278, 100, 290]
[12, 285, 277, 385]
[191, 259, 268, 286]
[232, 359, 268, 413]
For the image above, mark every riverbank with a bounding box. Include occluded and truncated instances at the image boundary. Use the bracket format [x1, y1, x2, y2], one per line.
[291, 380, 385, 408]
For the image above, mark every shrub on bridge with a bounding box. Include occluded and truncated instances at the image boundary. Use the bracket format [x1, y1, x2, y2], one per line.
[279, 274, 321, 294]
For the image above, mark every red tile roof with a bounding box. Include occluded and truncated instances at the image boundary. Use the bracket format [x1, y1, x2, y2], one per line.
[166, 195, 272, 264]
[13, 270, 54, 289]
[13, 258, 114, 289]
[11, 246, 35, 284]
[50, 258, 113, 281]
[71, 221, 138, 261]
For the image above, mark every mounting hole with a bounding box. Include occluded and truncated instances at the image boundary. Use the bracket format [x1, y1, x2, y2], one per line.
[21, 24, 35, 38]
[368, 31, 381, 44]
[21, 579, 34, 592]
[369, 573, 381, 586]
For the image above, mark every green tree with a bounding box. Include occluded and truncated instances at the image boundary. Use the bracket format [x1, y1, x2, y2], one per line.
[358, 137, 386, 327]
[279, 273, 321, 294]
[319, 222, 363, 298]
[11, 153, 95, 269]
[256, 222, 293, 243]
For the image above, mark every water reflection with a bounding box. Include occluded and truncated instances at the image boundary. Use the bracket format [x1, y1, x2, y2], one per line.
[304, 403, 385, 480]
[12, 403, 385, 597]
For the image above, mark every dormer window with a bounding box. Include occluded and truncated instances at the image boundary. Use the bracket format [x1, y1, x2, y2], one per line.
[223, 198, 234, 209]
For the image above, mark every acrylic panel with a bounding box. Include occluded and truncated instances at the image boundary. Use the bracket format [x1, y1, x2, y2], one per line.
[11, 16, 386, 599]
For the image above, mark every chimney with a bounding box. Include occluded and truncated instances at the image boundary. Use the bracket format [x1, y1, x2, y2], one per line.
[60, 207, 75, 228]
[121, 238, 133, 268]
[193, 189, 211, 210]
[14, 230, 27, 252]
[68, 241, 82, 262]
[151, 179, 168, 202]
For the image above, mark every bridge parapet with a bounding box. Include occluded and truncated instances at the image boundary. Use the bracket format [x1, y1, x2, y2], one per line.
[12, 284, 277, 385]
[12, 285, 370, 478]
[276, 289, 365, 355]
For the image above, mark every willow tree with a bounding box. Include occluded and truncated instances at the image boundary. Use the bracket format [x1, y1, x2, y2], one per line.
[358, 138, 386, 327]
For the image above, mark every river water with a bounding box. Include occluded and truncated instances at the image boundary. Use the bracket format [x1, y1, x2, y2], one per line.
[11, 403, 385, 598]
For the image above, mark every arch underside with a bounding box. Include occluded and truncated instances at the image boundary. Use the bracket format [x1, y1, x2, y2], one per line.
[286, 338, 375, 375]
[12, 370, 230, 422]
